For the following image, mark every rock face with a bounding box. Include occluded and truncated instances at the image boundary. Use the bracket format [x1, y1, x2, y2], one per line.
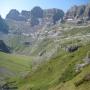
[6, 7, 64, 26]
[43, 8, 64, 24]
[31, 6, 43, 18]
[0, 16, 8, 34]
[84, 4, 90, 19]
[21, 10, 31, 19]
[0, 40, 10, 53]
[6, 9, 19, 20]
[5, 4, 90, 26]
[75, 51, 90, 72]
[66, 5, 78, 19]
[6, 9, 27, 21]
[65, 4, 90, 20]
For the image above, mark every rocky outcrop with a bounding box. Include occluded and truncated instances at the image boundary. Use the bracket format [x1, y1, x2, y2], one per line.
[76, 51, 90, 72]
[31, 6, 43, 18]
[84, 4, 90, 20]
[21, 10, 31, 19]
[74, 73, 90, 87]
[65, 45, 80, 53]
[43, 8, 64, 24]
[0, 16, 8, 34]
[66, 5, 78, 19]
[6, 4, 90, 25]
[6, 9, 27, 21]
[6, 7, 64, 26]
[6, 9, 20, 20]
[65, 4, 90, 20]
[0, 40, 10, 53]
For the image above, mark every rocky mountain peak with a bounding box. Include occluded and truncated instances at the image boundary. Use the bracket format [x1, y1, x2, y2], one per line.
[6, 7, 64, 26]
[65, 4, 90, 20]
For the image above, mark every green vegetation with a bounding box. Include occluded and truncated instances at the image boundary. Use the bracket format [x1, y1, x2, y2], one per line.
[19, 42, 90, 90]
[0, 19, 90, 90]
[0, 52, 32, 86]
[63, 26, 90, 37]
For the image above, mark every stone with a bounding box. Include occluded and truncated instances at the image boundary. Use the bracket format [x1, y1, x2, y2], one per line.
[66, 45, 80, 53]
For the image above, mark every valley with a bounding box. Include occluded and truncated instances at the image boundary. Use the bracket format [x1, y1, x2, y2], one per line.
[0, 2, 90, 90]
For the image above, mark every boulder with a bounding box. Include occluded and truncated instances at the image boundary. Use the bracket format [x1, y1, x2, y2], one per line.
[0, 40, 10, 53]
[76, 52, 90, 72]
[66, 45, 80, 53]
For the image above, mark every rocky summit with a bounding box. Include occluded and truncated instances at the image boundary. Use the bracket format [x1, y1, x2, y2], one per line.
[65, 4, 90, 20]
[6, 7, 64, 26]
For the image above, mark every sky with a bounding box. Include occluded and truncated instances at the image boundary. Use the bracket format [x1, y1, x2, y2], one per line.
[0, 0, 89, 18]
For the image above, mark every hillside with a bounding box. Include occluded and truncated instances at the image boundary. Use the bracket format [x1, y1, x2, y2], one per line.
[19, 44, 90, 90]
[0, 52, 32, 89]
[0, 24, 90, 90]
[17, 25, 90, 90]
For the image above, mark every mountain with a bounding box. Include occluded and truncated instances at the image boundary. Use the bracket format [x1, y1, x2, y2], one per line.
[5, 4, 90, 35]
[6, 7, 64, 26]
[0, 4, 90, 90]
[66, 4, 90, 20]
[6, 9, 27, 21]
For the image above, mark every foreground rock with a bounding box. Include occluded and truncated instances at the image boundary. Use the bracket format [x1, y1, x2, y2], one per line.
[0, 40, 10, 53]
[76, 51, 90, 72]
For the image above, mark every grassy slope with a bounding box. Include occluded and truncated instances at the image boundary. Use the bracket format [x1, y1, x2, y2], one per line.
[0, 25, 90, 90]
[19, 43, 90, 90]
[19, 26, 90, 90]
[0, 52, 32, 83]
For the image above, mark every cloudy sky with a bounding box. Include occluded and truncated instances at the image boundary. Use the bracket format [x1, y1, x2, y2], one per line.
[0, 0, 89, 18]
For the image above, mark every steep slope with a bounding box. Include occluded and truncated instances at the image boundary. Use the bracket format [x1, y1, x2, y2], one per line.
[19, 42, 90, 90]
[18, 25, 90, 90]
